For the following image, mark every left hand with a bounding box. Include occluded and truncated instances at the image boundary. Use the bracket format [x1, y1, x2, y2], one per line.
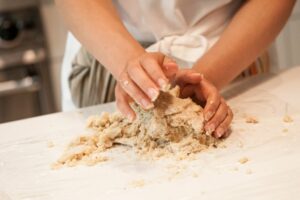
[173, 68, 233, 138]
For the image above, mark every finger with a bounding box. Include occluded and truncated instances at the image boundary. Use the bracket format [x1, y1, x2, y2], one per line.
[127, 61, 160, 101]
[180, 84, 195, 98]
[162, 57, 178, 80]
[119, 72, 154, 110]
[175, 69, 202, 89]
[204, 99, 228, 135]
[196, 81, 220, 122]
[214, 108, 233, 138]
[115, 84, 136, 121]
[139, 53, 169, 89]
[223, 126, 232, 138]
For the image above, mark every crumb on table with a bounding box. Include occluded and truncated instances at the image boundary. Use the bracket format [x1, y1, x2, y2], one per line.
[238, 141, 244, 148]
[233, 167, 239, 171]
[283, 115, 293, 123]
[239, 157, 249, 164]
[282, 128, 289, 133]
[245, 116, 258, 124]
[192, 172, 199, 178]
[130, 179, 145, 188]
[246, 169, 252, 174]
[47, 141, 54, 148]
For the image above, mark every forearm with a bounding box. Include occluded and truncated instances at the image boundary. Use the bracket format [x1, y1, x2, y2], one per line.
[193, 0, 295, 89]
[55, 0, 144, 78]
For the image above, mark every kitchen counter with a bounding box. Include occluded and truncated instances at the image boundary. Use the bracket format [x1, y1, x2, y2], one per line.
[0, 66, 300, 200]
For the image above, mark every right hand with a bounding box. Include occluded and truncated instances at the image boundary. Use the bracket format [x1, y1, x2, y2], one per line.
[174, 69, 233, 138]
[115, 52, 178, 120]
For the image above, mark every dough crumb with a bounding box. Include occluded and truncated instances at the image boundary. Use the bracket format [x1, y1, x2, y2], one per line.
[246, 169, 252, 174]
[282, 128, 288, 133]
[54, 86, 223, 168]
[130, 179, 145, 188]
[238, 141, 244, 148]
[233, 166, 239, 171]
[50, 162, 62, 170]
[47, 141, 54, 148]
[239, 157, 249, 164]
[219, 143, 227, 148]
[245, 116, 258, 124]
[283, 115, 293, 123]
[192, 172, 199, 178]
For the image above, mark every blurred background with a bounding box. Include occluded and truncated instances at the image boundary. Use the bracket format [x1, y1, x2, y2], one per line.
[0, 0, 299, 123]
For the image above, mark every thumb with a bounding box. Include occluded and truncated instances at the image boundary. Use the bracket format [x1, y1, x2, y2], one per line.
[175, 69, 203, 85]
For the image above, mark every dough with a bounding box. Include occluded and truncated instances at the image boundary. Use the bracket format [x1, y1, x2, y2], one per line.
[53, 86, 219, 168]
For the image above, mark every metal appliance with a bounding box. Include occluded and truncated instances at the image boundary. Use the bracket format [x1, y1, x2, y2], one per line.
[0, 0, 55, 123]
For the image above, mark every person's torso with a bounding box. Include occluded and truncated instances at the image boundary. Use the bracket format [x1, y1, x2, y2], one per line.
[113, 0, 243, 42]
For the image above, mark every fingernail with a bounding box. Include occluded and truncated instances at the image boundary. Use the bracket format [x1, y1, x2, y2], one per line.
[205, 111, 213, 121]
[206, 124, 215, 134]
[216, 128, 224, 138]
[158, 78, 168, 89]
[141, 99, 154, 109]
[148, 88, 159, 101]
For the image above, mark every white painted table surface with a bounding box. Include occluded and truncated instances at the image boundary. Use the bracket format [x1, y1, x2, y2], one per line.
[0, 66, 300, 200]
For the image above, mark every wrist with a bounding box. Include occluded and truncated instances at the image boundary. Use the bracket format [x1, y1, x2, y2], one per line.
[192, 64, 221, 90]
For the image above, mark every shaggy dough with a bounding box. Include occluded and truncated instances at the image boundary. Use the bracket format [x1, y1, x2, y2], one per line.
[283, 115, 293, 123]
[53, 86, 219, 168]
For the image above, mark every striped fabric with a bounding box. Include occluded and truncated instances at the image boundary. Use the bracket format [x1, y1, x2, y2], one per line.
[238, 52, 270, 78]
[69, 47, 270, 107]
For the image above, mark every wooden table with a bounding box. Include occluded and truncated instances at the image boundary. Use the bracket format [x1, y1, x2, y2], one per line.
[1, 66, 299, 200]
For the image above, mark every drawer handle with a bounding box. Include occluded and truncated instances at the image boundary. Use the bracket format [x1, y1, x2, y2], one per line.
[0, 76, 40, 96]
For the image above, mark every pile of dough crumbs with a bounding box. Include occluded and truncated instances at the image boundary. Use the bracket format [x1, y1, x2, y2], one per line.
[52, 86, 220, 169]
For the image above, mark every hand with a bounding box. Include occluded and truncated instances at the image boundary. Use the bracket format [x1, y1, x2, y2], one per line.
[115, 52, 178, 120]
[174, 69, 233, 138]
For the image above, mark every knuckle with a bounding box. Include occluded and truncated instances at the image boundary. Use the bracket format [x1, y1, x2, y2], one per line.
[139, 52, 149, 60]
[118, 72, 128, 83]
[210, 116, 220, 125]
[144, 57, 158, 68]
[208, 99, 219, 109]
[127, 58, 137, 67]
[220, 101, 228, 111]
[127, 63, 139, 75]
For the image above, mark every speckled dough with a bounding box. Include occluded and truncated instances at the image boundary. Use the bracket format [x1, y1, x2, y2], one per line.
[53, 86, 219, 168]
